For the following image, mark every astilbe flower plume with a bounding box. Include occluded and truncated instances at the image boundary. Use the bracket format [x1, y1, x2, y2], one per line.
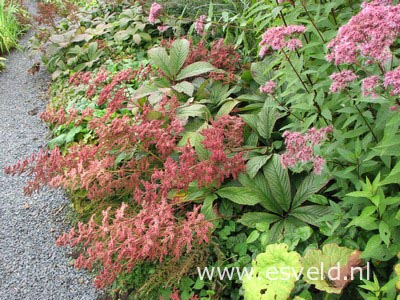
[259, 25, 306, 57]
[281, 125, 333, 174]
[149, 2, 162, 25]
[6, 67, 246, 287]
[329, 70, 358, 93]
[326, 1, 400, 65]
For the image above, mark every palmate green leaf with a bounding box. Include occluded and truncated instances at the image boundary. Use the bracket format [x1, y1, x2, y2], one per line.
[263, 154, 291, 211]
[148, 46, 172, 79]
[290, 205, 332, 227]
[238, 212, 280, 228]
[169, 39, 190, 78]
[292, 174, 329, 208]
[242, 244, 301, 300]
[176, 61, 215, 81]
[302, 244, 357, 294]
[216, 186, 263, 206]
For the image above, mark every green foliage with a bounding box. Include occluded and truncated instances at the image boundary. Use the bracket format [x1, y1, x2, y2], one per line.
[0, 0, 25, 54]
[242, 243, 302, 300]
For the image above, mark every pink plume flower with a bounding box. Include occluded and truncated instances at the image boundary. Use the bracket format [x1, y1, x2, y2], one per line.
[194, 15, 207, 35]
[149, 2, 162, 25]
[329, 70, 358, 93]
[259, 25, 306, 57]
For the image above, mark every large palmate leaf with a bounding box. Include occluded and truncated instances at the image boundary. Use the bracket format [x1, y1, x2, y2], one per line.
[263, 154, 291, 211]
[242, 243, 302, 300]
[302, 244, 362, 294]
[258, 99, 279, 141]
[169, 39, 190, 78]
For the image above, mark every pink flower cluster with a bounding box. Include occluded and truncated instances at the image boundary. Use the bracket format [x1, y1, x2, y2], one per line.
[260, 80, 277, 94]
[149, 2, 162, 25]
[384, 66, 400, 96]
[362, 75, 380, 98]
[194, 15, 207, 35]
[281, 125, 333, 174]
[329, 70, 358, 93]
[259, 25, 306, 57]
[326, 1, 400, 65]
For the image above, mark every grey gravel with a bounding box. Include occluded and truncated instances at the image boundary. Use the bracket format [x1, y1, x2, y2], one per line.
[0, 2, 99, 300]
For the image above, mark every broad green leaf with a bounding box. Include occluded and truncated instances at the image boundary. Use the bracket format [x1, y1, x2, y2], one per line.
[263, 154, 291, 211]
[216, 100, 239, 117]
[238, 212, 280, 228]
[201, 194, 219, 228]
[360, 234, 393, 261]
[258, 99, 279, 140]
[172, 81, 194, 96]
[380, 160, 400, 186]
[292, 174, 329, 208]
[246, 155, 271, 179]
[176, 62, 215, 81]
[379, 221, 391, 247]
[246, 230, 260, 244]
[216, 186, 263, 206]
[148, 47, 172, 79]
[169, 39, 190, 78]
[302, 244, 359, 294]
[290, 205, 331, 227]
[242, 244, 301, 300]
[250, 59, 274, 85]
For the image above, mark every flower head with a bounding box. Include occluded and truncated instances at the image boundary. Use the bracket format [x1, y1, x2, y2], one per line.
[260, 80, 277, 94]
[384, 66, 400, 96]
[194, 15, 207, 35]
[362, 75, 380, 98]
[149, 2, 162, 25]
[259, 25, 306, 57]
[329, 70, 358, 93]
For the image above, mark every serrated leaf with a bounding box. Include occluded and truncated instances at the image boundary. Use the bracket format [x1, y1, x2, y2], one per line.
[291, 205, 331, 226]
[148, 47, 172, 79]
[201, 194, 219, 228]
[169, 39, 190, 78]
[172, 81, 194, 96]
[216, 187, 263, 205]
[242, 244, 301, 300]
[263, 154, 291, 211]
[302, 244, 361, 294]
[176, 62, 215, 81]
[246, 155, 271, 178]
[380, 160, 400, 186]
[238, 212, 280, 228]
[216, 100, 239, 117]
[258, 99, 279, 140]
[379, 221, 391, 246]
[292, 174, 329, 208]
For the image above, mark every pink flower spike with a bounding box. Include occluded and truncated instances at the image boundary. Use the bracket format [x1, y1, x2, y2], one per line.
[149, 2, 162, 25]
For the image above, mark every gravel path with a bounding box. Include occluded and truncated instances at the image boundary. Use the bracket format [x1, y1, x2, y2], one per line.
[0, 2, 99, 300]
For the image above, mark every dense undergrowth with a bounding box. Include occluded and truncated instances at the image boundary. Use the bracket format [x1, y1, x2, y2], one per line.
[0, 0, 28, 70]
[5, 0, 400, 299]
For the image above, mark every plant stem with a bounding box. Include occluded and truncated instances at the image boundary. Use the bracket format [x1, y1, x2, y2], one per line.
[282, 50, 310, 93]
[300, 0, 326, 43]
